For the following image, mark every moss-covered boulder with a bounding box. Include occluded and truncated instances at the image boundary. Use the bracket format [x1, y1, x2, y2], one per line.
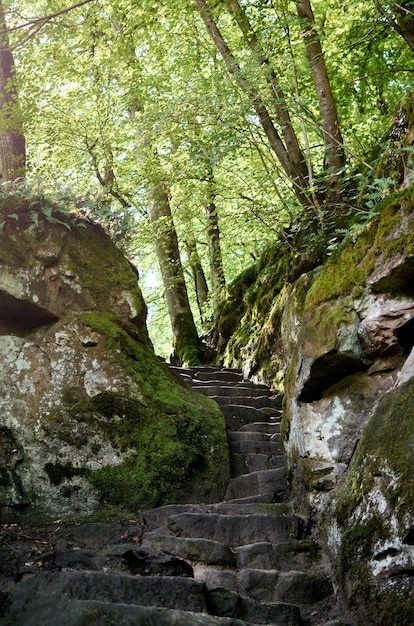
[282, 191, 414, 486]
[0, 198, 230, 521]
[333, 377, 414, 626]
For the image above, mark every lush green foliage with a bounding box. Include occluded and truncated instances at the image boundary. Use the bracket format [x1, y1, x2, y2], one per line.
[4, 0, 414, 355]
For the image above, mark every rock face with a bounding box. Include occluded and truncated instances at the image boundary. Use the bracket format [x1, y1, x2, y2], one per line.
[0, 202, 229, 521]
[214, 188, 414, 623]
[280, 197, 414, 623]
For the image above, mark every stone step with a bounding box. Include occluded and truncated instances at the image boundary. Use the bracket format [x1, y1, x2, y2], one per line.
[192, 379, 269, 390]
[170, 365, 238, 375]
[227, 432, 284, 456]
[230, 452, 286, 475]
[5, 570, 209, 613]
[225, 468, 290, 502]
[144, 504, 205, 531]
[167, 512, 301, 547]
[218, 568, 283, 603]
[240, 422, 281, 434]
[196, 386, 271, 398]
[207, 588, 301, 625]
[142, 534, 236, 567]
[228, 431, 271, 441]
[221, 492, 282, 505]
[221, 405, 281, 431]
[196, 566, 333, 607]
[194, 371, 245, 383]
[101, 544, 194, 577]
[209, 502, 291, 516]
[5, 581, 302, 626]
[235, 540, 320, 572]
[213, 396, 280, 409]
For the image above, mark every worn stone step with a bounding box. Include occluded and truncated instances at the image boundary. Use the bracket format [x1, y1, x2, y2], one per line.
[196, 386, 271, 399]
[225, 468, 290, 502]
[167, 512, 301, 547]
[274, 570, 334, 605]
[230, 453, 286, 475]
[192, 380, 269, 390]
[228, 433, 284, 456]
[144, 504, 205, 531]
[240, 422, 281, 434]
[194, 370, 245, 383]
[220, 492, 282, 505]
[235, 540, 320, 572]
[209, 501, 291, 516]
[228, 431, 270, 442]
[141, 534, 236, 567]
[214, 396, 279, 409]
[4, 596, 256, 626]
[170, 365, 232, 375]
[100, 544, 194, 577]
[198, 567, 333, 606]
[238, 568, 282, 603]
[207, 587, 302, 625]
[193, 564, 238, 592]
[221, 405, 280, 430]
[4, 571, 209, 613]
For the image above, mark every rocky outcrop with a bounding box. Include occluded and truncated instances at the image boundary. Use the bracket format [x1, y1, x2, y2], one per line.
[213, 182, 414, 621]
[280, 196, 414, 623]
[0, 200, 229, 521]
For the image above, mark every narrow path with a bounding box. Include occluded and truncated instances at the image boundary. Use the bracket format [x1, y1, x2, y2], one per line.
[1, 366, 351, 626]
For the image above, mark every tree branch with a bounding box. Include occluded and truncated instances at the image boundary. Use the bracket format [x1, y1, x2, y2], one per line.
[0, 0, 95, 49]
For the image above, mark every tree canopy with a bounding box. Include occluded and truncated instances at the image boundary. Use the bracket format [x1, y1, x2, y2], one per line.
[2, 0, 413, 357]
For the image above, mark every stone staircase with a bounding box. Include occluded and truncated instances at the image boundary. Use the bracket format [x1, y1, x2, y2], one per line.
[0, 366, 351, 626]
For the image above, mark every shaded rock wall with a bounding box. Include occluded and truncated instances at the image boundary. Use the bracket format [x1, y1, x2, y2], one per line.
[214, 176, 414, 620]
[0, 203, 230, 521]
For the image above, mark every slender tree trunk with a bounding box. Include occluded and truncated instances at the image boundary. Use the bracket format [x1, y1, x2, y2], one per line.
[185, 236, 209, 325]
[193, 0, 312, 209]
[0, 0, 25, 180]
[294, 0, 344, 200]
[375, 1, 414, 51]
[148, 183, 202, 365]
[205, 175, 226, 312]
[126, 96, 202, 364]
[226, 0, 307, 176]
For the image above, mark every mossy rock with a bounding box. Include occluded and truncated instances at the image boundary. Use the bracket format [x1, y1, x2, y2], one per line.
[334, 378, 414, 625]
[0, 193, 230, 521]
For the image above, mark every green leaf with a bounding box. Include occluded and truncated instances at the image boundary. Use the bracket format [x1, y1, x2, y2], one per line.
[30, 211, 39, 227]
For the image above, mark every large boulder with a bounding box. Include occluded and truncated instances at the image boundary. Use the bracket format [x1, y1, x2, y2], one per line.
[282, 194, 414, 487]
[333, 376, 414, 625]
[281, 194, 414, 624]
[0, 199, 229, 521]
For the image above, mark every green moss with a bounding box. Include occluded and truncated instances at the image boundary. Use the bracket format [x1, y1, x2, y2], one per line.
[172, 312, 203, 366]
[66, 312, 231, 510]
[334, 378, 414, 623]
[374, 586, 414, 626]
[0, 189, 230, 515]
[337, 377, 414, 526]
[305, 189, 414, 309]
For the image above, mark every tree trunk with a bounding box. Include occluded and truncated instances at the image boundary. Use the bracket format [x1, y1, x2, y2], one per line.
[193, 0, 312, 209]
[294, 0, 344, 201]
[0, 0, 26, 180]
[148, 183, 202, 365]
[375, 1, 414, 52]
[185, 236, 209, 325]
[205, 177, 226, 312]
[226, 0, 307, 175]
